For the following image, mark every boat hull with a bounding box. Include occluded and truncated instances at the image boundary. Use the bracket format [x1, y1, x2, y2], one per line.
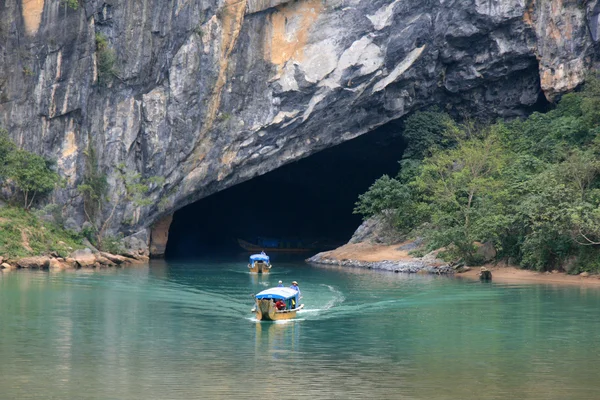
[253, 299, 304, 321]
[238, 239, 313, 253]
[248, 262, 271, 274]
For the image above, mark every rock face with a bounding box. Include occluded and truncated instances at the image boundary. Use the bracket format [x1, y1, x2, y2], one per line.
[0, 0, 598, 254]
[149, 215, 174, 257]
[349, 215, 404, 245]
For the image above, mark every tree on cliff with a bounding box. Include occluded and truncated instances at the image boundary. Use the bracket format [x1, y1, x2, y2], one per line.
[6, 150, 60, 209]
[0, 129, 60, 209]
[78, 147, 162, 252]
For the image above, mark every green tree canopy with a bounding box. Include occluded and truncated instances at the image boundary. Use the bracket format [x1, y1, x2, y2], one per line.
[356, 75, 600, 271]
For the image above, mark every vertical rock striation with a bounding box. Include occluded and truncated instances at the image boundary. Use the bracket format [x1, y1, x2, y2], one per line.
[0, 0, 598, 254]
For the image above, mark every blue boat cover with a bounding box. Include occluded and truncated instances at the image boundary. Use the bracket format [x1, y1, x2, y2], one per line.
[259, 238, 279, 247]
[255, 287, 297, 300]
[250, 254, 270, 263]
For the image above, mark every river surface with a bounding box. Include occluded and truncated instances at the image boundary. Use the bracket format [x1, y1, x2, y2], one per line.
[1, 257, 600, 399]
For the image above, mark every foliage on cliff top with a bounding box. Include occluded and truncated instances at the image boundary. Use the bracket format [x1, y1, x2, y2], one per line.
[0, 205, 81, 259]
[356, 76, 600, 273]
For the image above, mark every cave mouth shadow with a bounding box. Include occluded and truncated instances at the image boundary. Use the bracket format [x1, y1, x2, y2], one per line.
[165, 122, 407, 260]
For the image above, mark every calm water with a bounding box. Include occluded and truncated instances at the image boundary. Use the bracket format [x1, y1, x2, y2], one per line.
[1, 258, 600, 399]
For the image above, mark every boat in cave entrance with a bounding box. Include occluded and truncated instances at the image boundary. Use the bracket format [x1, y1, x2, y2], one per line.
[238, 237, 330, 253]
[248, 253, 272, 274]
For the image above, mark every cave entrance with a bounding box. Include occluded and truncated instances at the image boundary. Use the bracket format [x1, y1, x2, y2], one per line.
[163, 121, 406, 260]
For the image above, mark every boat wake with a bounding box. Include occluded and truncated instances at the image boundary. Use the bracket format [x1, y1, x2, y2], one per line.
[321, 284, 345, 310]
[298, 284, 345, 317]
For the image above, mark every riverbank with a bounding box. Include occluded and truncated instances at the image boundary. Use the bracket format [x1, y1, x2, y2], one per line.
[0, 205, 148, 271]
[307, 241, 600, 285]
[457, 264, 600, 286]
[307, 242, 455, 274]
[0, 250, 148, 271]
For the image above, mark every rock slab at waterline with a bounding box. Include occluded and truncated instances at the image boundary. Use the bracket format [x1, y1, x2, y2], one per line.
[307, 252, 456, 275]
[307, 240, 455, 275]
[1, 0, 599, 252]
[0, 248, 147, 271]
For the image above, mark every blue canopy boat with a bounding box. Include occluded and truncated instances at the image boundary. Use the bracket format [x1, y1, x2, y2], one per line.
[248, 253, 271, 274]
[252, 287, 304, 321]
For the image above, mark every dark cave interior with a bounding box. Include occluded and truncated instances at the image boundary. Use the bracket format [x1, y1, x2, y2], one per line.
[165, 121, 407, 259]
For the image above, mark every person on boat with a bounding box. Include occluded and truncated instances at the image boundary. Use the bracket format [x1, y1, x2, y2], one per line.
[290, 281, 301, 298]
[277, 280, 284, 287]
[275, 299, 286, 310]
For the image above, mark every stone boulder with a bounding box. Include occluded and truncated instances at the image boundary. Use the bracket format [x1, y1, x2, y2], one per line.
[474, 242, 497, 262]
[95, 255, 116, 267]
[100, 252, 129, 265]
[349, 215, 404, 245]
[48, 258, 73, 270]
[1, 262, 15, 270]
[63, 258, 77, 268]
[16, 256, 50, 269]
[122, 230, 150, 259]
[70, 249, 97, 268]
[82, 238, 100, 254]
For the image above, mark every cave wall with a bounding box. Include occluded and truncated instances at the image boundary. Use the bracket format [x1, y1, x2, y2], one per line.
[0, 0, 598, 253]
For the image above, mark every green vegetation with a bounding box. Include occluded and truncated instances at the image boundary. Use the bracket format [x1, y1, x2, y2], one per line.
[95, 33, 116, 86]
[78, 149, 161, 252]
[61, 0, 79, 10]
[0, 130, 72, 258]
[0, 205, 81, 259]
[356, 77, 600, 273]
[77, 145, 119, 251]
[0, 129, 60, 209]
[218, 112, 232, 122]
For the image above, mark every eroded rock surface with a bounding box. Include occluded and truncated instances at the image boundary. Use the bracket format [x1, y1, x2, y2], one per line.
[0, 0, 598, 253]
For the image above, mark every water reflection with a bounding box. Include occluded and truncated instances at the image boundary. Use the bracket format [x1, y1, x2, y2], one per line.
[249, 272, 270, 287]
[254, 321, 301, 362]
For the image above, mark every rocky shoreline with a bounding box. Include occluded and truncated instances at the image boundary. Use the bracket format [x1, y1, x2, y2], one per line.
[0, 248, 149, 271]
[306, 252, 455, 275]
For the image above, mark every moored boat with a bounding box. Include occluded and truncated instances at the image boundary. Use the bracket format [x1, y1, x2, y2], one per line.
[248, 253, 272, 274]
[252, 287, 304, 321]
[238, 238, 316, 253]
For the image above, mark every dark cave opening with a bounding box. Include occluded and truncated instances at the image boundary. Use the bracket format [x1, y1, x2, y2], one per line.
[165, 121, 407, 260]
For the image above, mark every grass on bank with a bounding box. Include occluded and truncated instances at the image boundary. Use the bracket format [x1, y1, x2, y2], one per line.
[0, 205, 81, 259]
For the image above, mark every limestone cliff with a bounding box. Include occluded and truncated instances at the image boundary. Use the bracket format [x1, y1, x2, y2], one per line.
[0, 0, 598, 255]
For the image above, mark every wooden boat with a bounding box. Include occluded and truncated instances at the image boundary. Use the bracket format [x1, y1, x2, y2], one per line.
[238, 238, 315, 253]
[248, 253, 272, 274]
[252, 287, 304, 321]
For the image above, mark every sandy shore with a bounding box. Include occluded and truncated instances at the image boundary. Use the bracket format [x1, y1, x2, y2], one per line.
[310, 242, 600, 286]
[457, 264, 600, 286]
[307, 242, 452, 274]
[314, 242, 433, 263]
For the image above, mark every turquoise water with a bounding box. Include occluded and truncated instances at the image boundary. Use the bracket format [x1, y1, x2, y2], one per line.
[1, 258, 600, 399]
